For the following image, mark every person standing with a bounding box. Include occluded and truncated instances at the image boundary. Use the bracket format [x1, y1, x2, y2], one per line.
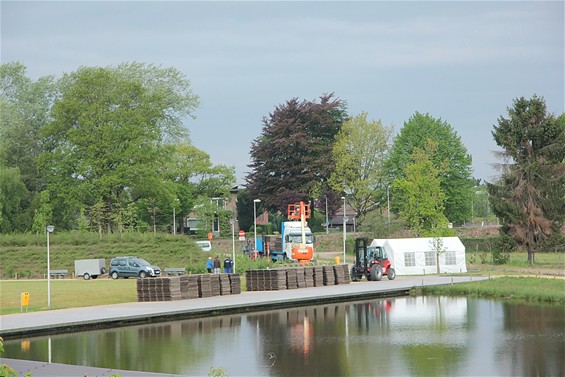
[213, 256, 221, 274]
[206, 257, 213, 273]
[224, 256, 233, 274]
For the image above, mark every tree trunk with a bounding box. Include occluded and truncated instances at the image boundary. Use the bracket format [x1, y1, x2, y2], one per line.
[527, 243, 535, 265]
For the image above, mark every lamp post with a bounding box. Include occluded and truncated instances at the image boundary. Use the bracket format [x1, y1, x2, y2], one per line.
[253, 199, 261, 267]
[341, 197, 347, 264]
[46, 225, 54, 309]
[387, 186, 391, 225]
[325, 196, 329, 234]
[230, 218, 236, 272]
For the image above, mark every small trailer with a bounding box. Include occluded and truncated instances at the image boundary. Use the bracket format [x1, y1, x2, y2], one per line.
[74, 259, 107, 280]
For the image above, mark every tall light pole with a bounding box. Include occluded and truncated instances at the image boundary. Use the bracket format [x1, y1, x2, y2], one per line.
[325, 196, 329, 234]
[341, 197, 347, 264]
[253, 198, 261, 255]
[230, 218, 236, 272]
[387, 186, 391, 225]
[46, 225, 54, 309]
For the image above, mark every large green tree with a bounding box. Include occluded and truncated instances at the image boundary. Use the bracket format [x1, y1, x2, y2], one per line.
[0, 62, 56, 231]
[391, 141, 450, 236]
[246, 93, 348, 212]
[487, 96, 565, 263]
[164, 142, 235, 234]
[328, 112, 393, 224]
[41, 63, 199, 231]
[385, 112, 474, 224]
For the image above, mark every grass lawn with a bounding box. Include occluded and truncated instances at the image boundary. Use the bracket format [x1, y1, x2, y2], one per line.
[422, 276, 565, 304]
[0, 279, 137, 315]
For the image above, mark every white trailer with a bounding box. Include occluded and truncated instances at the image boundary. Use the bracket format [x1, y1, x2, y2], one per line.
[74, 259, 107, 280]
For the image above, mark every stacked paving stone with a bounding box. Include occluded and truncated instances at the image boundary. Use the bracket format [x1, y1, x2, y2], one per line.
[286, 268, 298, 289]
[219, 274, 231, 295]
[182, 275, 200, 299]
[137, 277, 182, 302]
[322, 266, 335, 286]
[229, 274, 241, 294]
[210, 274, 221, 296]
[245, 270, 260, 291]
[333, 264, 350, 285]
[296, 268, 307, 288]
[198, 274, 212, 298]
[267, 269, 287, 290]
[304, 267, 316, 287]
[313, 266, 324, 287]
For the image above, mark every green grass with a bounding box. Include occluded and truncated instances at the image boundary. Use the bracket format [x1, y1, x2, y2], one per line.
[0, 279, 138, 314]
[422, 276, 565, 304]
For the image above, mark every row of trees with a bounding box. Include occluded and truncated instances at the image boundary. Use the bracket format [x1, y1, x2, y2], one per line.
[2, 61, 563, 261]
[245, 94, 564, 261]
[1, 62, 235, 235]
[246, 94, 475, 236]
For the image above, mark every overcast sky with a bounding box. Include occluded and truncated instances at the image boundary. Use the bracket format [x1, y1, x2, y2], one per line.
[2, 1, 563, 184]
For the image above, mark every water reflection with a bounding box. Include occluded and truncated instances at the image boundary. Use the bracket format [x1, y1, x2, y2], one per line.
[4, 297, 564, 376]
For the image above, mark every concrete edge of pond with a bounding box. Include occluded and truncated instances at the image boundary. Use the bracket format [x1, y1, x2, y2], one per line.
[0, 275, 487, 340]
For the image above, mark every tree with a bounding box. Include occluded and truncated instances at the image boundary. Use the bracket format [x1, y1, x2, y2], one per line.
[41, 63, 199, 231]
[164, 142, 235, 234]
[391, 141, 450, 236]
[385, 112, 474, 224]
[328, 112, 393, 224]
[0, 62, 56, 231]
[246, 93, 348, 212]
[487, 95, 565, 263]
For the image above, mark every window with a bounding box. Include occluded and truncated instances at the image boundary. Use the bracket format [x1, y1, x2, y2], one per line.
[425, 252, 436, 266]
[404, 252, 415, 267]
[445, 251, 456, 265]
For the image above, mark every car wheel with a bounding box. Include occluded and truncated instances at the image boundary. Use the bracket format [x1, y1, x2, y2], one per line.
[139, 271, 147, 278]
[83, 273, 91, 280]
[387, 268, 396, 280]
[100, 267, 107, 274]
[111, 271, 119, 280]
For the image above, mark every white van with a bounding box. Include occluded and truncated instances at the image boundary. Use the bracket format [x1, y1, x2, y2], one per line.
[196, 240, 212, 252]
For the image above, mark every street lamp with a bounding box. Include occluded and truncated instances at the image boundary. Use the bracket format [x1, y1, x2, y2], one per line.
[230, 218, 236, 272]
[387, 186, 391, 225]
[325, 196, 329, 234]
[341, 197, 347, 264]
[46, 225, 54, 309]
[253, 199, 261, 263]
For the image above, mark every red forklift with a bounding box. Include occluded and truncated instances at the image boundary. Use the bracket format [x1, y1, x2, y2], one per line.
[350, 238, 396, 282]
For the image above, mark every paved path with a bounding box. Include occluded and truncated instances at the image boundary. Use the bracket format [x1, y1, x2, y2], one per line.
[0, 275, 484, 338]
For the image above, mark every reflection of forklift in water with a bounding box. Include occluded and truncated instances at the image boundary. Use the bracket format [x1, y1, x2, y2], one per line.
[350, 238, 396, 282]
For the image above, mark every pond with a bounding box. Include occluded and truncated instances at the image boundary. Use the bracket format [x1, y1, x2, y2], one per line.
[3, 296, 564, 376]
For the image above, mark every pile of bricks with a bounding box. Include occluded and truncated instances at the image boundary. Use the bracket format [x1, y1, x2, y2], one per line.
[210, 274, 221, 296]
[230, 274, 241, 294]
[136, 274, 242, 302]
[304, 267, 316, 287]
[219, 274, 231, 295]
[286, 269, 298, 289]
[182, 275, 200, 299]
[333, 264, 350, 285]
[245, 265, 350, 292]
[313, 266, 324, 286]
[137, 277, 182, 302]
[322, 266, 335, 286]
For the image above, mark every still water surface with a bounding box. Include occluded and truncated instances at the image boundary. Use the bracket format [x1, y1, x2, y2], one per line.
[4, 296, 564, 376]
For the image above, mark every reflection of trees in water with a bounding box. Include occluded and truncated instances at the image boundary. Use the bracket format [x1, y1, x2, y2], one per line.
[502, 302, 565, 377]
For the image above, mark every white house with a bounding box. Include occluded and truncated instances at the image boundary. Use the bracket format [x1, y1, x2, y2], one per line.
[370, 237, 467, 275]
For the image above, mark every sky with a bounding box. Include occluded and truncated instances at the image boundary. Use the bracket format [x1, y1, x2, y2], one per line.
[2, 1, 563, 184]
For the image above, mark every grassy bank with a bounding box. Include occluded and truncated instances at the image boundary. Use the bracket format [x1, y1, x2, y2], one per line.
[422, 276, 565, 304]
[1, 279, 138, 314]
